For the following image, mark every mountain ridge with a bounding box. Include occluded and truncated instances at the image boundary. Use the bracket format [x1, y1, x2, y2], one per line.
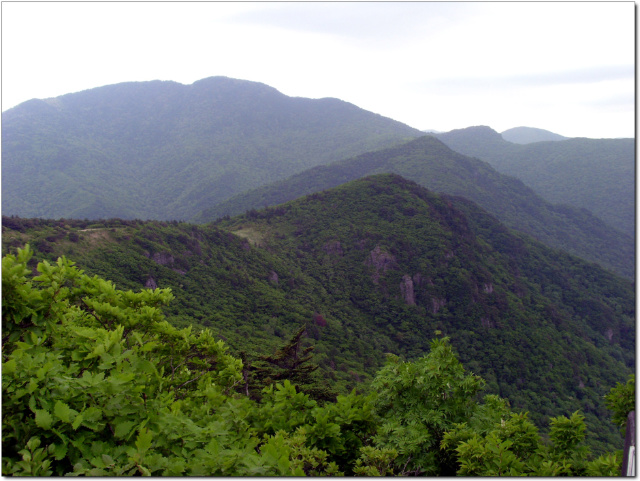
[2, 76, 423, 221]
[195, 135, 634, 279]
[434, 126, 635, 236]
[501, 126, 568, 144]
[3, 173, 633, 453]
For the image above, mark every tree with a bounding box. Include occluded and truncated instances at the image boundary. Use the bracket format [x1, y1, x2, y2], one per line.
[442, 408, 622, 476]
[369, 336, 485, 475]
[243, 326, 337, 402]
[605, 374, 635, 433]
[2, 246, 280, 475]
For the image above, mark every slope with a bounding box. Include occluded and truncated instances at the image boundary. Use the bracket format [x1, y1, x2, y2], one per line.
[195, 135, 634, 279]
[3, 174, 634, 453]
[436, 126, 634, 236]
[2, 76, 422, 221]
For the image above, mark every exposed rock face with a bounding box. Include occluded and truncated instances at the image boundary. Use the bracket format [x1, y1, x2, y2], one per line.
[431, 297, 446, 314]
[268, 270, 279, 285]
[323, 240, 344, 256]
[152, 252, 174, 265]
[606, 328, 614, 341]
[400, 274, 415, 305]
[365, 245, 396, 284]
[145, 276, 158, 289]
[483, 283, 494, 294]
[481, 316, 496, 328]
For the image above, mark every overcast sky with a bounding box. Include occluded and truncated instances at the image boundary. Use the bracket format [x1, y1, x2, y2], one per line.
[1, 2, 635, 138]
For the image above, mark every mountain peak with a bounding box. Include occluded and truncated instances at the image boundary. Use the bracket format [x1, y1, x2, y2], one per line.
[501, 126, 568, 144]
[190, 76, 282, 94]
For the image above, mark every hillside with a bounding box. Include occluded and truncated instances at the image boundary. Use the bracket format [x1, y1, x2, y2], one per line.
[1, 76, 422, 221]
[195, 135, 634, 279]
[3, 174, 634, 453]
[501, 126, 569, 144]
[435, 126, 635, 237]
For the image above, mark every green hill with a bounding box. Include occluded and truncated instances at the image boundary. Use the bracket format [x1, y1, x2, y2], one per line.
[436, 126, 635, 237]
[2, 76, 422, 221]
[3, 174, 634, 453]
[195, 135, 633, 279]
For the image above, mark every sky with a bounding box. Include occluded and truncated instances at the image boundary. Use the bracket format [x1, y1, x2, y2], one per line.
[1, 1, 635, 139]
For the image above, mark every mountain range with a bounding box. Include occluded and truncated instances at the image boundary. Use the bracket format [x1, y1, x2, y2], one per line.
[434, 126, 634, 237]
[196, 135, 633, 279]
[2, 77, 422, 221]
[2, 174, 633, 453]
[3, 77, 632, 280]
[2, 76, 635, 454]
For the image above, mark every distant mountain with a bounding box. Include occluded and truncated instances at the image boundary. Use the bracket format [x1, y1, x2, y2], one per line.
[2, 76, 422, 221]
[501, 126, 568, 144]
[435, 126, 635, 237]
[195, 135, 634, 279]
[4, 173, 633, 453]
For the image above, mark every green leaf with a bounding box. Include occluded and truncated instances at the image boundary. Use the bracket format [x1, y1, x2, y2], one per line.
[3, 358, 17, 375]
[35, 409, 53, 430]
[52, 443, 67, 461]
[72, 414, 84, 430]
[115, 421, 136, 439]
[135, 428, 153, 455]
[54, 400, 75, 423]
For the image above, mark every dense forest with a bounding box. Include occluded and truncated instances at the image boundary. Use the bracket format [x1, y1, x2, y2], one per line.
[3, 175, 634, 464]
[196, 136, 634, 279]
[2, 77, 421, 221]
[1, 241, 633, 476]
[2, 76, 634, 476]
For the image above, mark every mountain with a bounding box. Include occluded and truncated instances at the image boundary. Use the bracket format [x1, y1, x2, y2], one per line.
[1, 76, 422, 221]
[501, 126, 568, 144]
[194, 135, 634, 279]
[435, 126, 635, 237]
[3, 174, 634, 453]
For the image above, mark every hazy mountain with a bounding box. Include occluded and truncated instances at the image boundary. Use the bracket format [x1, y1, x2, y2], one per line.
[435, 126, 635, 237]
[195, 135, 634, 279]
[4, 174, 633, 452]
[501, 126, 568, 144]
[2, 76, 422, 221]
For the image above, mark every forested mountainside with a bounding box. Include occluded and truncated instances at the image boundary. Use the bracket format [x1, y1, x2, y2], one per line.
[1, 76, 422, 221]
[3, 174, 634, 455]
[4, 245, 632, 477]
[501, 126, 569, 144]
[435, 126, 635, 237]
[195, 135, 633, 279]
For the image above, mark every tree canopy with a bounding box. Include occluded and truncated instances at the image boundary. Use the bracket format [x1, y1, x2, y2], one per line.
[2, 246, 631, 476]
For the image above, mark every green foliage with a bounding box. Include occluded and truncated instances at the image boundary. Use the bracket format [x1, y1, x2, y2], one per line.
[244, 326, 337, 402]
[605, 374, 635, 430]
[200, 134, 633, 279]
[352, 446, 399, 476]
[2, 173, 634, 455]
[370, 337, 484, 475]
[2, 246, 381, 475]
[0, 245, 628, 476]
[2, 246, 271, 476]
[443, 408, 622, 476]
[3, 77, 422, 222]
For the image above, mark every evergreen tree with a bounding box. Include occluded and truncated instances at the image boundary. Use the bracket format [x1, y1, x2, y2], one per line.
[243, 326, 337, 402]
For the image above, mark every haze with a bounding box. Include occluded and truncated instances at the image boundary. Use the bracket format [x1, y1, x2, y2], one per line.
[1, 2, 634, 139]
